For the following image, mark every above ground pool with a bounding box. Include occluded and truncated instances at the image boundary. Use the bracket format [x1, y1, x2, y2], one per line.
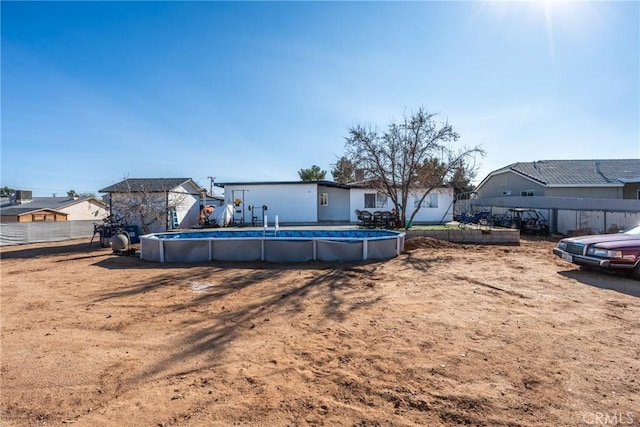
[139, 228, 405, 263]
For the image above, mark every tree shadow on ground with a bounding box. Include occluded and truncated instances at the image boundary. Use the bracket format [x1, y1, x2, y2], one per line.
[0, 241, 109, 260]
[397, 250, 450, 274]
[92, 253, 379, 273]
[558, 269, 639, 297]
[89, 256, 387, 383]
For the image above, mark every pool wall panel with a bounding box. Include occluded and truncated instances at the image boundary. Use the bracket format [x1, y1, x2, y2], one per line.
[367, 239, 398, 260]
[316, 240, 363, 262]
[140, 237, 161, 261]
[164, 239, 209, 263]
[212, 240, 262, 261]
[265, 240, 314, 263]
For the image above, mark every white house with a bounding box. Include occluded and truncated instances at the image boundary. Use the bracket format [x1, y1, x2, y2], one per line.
[218, 180, 454, 225]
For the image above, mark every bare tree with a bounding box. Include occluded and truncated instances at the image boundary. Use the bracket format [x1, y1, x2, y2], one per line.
[109, 179, 190, 234]
[343, 107, 484, 228]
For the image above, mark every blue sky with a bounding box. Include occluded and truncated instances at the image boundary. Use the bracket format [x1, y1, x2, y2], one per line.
[2, 1, 638, 197]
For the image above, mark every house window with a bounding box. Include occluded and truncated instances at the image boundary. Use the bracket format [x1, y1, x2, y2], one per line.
[364, 193, 388, 209]
[376, 193, 388, 208]
[319, 193, 328, 206]
[521, 190, 535, 197]
[364, 194, 377, 209]
[414, 193, 438, 209]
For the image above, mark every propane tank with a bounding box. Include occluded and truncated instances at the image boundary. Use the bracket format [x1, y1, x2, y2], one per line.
[111, 232, 129, 252]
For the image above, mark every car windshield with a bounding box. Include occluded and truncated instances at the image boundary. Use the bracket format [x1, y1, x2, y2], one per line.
[622, 225, 640, 235]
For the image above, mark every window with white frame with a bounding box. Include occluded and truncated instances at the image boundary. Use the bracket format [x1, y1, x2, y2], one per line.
[376, 193, 388, 208]
[364, 193, 389, 209]
[414, 192, 439, 209]
[521, 190, 535, 197]
[319, 193, 328, 206]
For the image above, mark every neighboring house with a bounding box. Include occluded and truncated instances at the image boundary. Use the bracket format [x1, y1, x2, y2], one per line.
[476, 159, 640, 199]
[0, 194, 108, 223]
[99, 178, 205, 233]
[218, 180, 453, 224]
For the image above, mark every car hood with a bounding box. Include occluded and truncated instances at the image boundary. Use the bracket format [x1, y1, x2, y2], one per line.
[563, 233, 640, 246]
[590, 239, 640, 250]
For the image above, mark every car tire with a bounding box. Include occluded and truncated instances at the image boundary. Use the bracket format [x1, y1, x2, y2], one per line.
[633, 263, 640, 281]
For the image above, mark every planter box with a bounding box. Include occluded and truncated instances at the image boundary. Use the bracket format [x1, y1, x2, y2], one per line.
[405, 228, 520, 245]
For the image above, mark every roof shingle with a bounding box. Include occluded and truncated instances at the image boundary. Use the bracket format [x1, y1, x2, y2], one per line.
[0, 196, 103, 216]
[99, 178, 199, 193]
[505, 159, 640, 186]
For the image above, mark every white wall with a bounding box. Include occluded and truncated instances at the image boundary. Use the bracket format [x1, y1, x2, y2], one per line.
[224, 184, 318, 223]
[350, 187, 453, 224]
[110, 192, 166, 233]
[109, 184, 200, 233]
[60, 200, 109, 221]
[409, 188, 454, 223]
[349, 188, 392, 222]
[169, 183, 201, 229]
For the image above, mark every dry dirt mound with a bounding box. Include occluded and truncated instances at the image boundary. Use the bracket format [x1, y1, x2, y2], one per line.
[404, 236, 460, 251]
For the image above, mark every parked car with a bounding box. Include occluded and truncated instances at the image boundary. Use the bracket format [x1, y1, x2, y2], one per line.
[493, 208, 549, 234]
[553, 225, 640, 280]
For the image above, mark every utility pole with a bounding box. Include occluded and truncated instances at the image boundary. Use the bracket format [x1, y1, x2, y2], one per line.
[207, 176, 216, 196]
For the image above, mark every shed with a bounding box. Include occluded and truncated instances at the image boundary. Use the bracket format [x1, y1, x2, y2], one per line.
[99, 178, 205, 233]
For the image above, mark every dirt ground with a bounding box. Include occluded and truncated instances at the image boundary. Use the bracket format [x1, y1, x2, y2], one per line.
[1, 235, 639, 427]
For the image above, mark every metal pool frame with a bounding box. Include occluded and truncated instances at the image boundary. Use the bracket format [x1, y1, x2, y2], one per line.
[139, 229, 405, 263]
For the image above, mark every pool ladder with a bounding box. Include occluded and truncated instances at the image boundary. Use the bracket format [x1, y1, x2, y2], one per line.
[263, 214, 279, 237]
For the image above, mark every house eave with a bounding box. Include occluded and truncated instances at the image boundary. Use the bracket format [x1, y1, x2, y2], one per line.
[218, 180, 351, 189]
[619, 177, 640, 184]
[545, 183, 625, 188]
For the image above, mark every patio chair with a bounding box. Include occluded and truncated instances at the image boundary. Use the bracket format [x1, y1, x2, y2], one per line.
[359, 210, 374, 228]
[379, 211, 393, 228]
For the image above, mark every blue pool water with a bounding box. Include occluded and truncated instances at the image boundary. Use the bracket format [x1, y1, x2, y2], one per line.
[157, 229, 400, 240]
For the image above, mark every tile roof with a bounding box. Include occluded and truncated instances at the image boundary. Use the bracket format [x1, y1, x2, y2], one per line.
[99, 178, 200, 193]
[501, 159, 640, 186]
